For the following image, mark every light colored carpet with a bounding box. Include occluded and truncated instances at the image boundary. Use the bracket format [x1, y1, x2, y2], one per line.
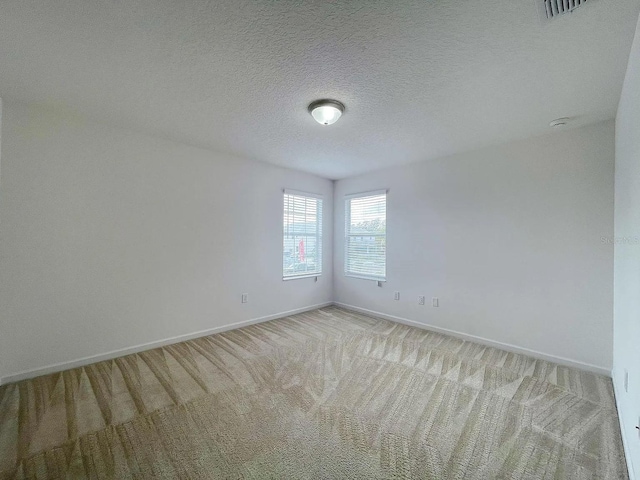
[0, 306, 627, 479]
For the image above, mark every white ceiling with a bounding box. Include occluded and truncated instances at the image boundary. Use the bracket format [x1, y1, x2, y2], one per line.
[0, 0, 638, 179]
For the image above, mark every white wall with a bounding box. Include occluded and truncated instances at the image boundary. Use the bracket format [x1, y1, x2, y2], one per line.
[613, 14, 640, 480]
[0, 102, 333, 382]
[334, 121, 615, 372]
[0, 97, 4, 380]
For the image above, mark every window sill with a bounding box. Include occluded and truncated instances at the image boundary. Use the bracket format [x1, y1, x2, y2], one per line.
[345, 274, 386, 282]
[283, 274, 322, 281]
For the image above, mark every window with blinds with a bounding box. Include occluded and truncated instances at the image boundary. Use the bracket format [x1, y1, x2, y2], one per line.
[345, 190, 386, 281]
[283, 190, 323, 279]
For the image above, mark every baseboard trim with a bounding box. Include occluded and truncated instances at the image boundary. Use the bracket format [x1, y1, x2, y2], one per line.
[1, 301, 611, 384]
[612, 369, 636, 480]
[0, 302, 333, 386]
[333, 302, 611, 377]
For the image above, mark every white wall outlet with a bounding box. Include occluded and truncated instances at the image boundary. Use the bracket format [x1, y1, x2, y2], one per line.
[394, 291, 400, 301]
[418, 296, 425, 305]
[624, 369, 629, 392]
[432, 297, 439, 307]
[241, 293, 248, 304]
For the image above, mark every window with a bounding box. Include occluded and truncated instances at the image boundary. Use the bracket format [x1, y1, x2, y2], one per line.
[345, 190, 387, 281]
[283, 190, 323, 279]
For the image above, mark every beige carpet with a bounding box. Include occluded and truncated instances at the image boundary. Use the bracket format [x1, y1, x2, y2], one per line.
[0, 306, 628, 479]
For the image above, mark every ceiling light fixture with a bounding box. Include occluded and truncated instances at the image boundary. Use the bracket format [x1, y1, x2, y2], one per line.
[308, 99, 345, 126]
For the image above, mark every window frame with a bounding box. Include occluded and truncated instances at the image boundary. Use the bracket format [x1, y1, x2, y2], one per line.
[344, 189, 387, 282]
[282, 189, 323, 281]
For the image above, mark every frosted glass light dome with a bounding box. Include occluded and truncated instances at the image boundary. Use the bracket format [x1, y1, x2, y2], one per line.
[308, 100, 345, 126]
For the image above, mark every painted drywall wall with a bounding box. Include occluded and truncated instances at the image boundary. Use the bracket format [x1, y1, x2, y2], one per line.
[0, 101, 333, 382]
[613, 13, 640, 480]
[334, 121, 615, 372]
[0, 97, 4, 380]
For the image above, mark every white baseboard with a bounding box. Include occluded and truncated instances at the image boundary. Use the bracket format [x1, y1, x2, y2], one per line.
[612, 369, 636, 480]
[0, 302, 333, 386]
[334, 302, 611, 377]
[1, 301, 611, 384]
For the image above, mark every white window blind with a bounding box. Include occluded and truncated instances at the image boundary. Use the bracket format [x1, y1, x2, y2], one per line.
[345, 190, 386, 280]
[283, 190, 323, 279]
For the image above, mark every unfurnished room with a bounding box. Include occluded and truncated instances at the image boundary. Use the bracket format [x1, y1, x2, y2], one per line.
[0, 1, 639, 479]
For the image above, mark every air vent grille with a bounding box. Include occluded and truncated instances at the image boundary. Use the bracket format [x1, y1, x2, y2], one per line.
[541, 0, 588, 19]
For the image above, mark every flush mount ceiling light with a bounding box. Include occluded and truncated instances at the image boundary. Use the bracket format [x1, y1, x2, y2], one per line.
[308, 99, 345, 126]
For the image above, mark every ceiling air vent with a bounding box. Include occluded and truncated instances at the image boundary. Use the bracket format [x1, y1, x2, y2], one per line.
[539, 0, 588, 19]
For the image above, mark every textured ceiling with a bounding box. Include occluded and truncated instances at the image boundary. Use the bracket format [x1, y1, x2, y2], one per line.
[0, 0, 638, 179]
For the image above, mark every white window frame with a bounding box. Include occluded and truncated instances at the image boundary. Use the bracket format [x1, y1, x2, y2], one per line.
[282, 189, 323, 280]
[344, 189, 387, 281]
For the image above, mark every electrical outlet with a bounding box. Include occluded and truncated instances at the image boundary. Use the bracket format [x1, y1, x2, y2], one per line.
[394, 291, 400, 301]
[624, 369, 629, 392]
[432, 297, 439, 307]
[241, 293, 248, 304]
[418, 296, 425, 305]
